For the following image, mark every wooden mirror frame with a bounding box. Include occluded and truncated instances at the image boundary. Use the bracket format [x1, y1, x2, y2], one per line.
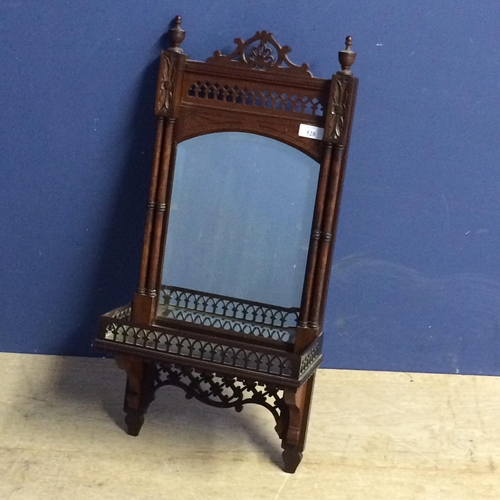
[95, 16, 358, 473]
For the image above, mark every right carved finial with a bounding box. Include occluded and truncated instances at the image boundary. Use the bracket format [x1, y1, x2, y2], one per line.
[168, 15, 186, 53]
[338, 36, 356, 75]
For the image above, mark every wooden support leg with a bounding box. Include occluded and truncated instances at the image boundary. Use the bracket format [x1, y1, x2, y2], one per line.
[281, 374, 316, 473]
[115, 355, 156, 436]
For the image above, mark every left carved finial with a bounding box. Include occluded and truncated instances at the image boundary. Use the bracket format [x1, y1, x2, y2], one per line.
[338, 36, 356, 75]
[168, 15, 185, 53]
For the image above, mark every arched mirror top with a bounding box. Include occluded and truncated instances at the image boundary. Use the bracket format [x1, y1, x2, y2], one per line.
[160, 131, 320, 322]
[177, 130, 322, 163]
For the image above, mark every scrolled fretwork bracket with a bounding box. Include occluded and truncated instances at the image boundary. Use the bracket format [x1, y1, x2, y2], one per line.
[153, 363, 289, 438]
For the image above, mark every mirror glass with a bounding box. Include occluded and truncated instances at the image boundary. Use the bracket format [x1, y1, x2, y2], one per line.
[158, 132, 319, 322]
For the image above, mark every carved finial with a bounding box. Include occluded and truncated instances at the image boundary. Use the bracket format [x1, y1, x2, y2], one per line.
[168, 15, 185, 53]
[338, 36, 356, 75]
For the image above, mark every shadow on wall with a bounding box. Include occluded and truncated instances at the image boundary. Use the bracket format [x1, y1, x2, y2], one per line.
[324, 255, 500, 375]
[64, 59, 159, 357]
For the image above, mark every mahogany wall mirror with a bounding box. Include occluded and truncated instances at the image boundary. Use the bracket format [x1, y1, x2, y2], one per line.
[95, 16, 358, 473]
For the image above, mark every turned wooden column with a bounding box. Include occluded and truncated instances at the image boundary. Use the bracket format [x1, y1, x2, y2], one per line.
[132, 17, 187, 324]
[298, 37, 358, 348]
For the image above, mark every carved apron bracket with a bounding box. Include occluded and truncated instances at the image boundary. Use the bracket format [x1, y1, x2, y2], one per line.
[152, 363, 288, 437]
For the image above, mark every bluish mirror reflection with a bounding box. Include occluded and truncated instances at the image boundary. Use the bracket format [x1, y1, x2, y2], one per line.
[161, 132, 319, 308]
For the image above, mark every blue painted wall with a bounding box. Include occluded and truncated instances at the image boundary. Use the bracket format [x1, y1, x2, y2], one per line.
[2, 1, 500, 374]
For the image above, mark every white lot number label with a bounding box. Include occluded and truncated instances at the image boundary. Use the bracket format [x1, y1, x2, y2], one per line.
[298, 124, 324, 141]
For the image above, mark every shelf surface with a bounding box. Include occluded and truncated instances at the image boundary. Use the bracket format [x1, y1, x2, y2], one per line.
[156, 285, 299, 344]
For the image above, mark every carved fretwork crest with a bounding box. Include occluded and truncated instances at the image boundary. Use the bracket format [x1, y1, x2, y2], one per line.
[206, 31, 312, 77]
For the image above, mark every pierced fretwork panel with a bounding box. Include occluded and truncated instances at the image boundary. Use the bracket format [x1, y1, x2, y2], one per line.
[299, 335, 323, 377]
[103, 321, 293, 377]
[158, 286, 298, 343]
[153, 364, 287, 436]
[187, 81, 325, 117]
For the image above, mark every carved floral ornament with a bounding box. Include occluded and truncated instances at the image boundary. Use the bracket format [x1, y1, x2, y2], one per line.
[206, 31, 313, 77]
[327, 78, 349, 140]
[157, 54, 177, 113]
